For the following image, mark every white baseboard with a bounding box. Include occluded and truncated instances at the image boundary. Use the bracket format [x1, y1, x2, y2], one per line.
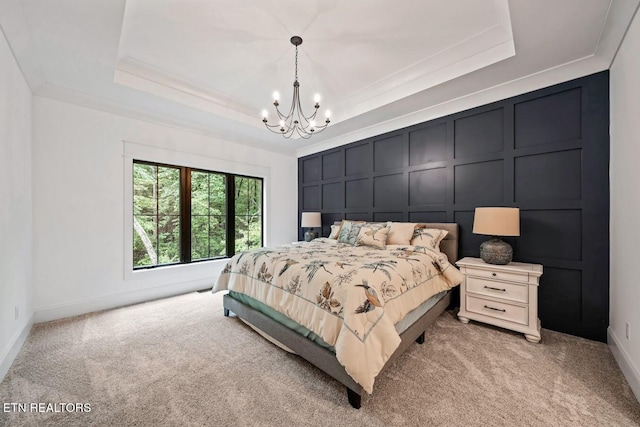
[34, 277, 216, 323]
[608, 326, 640, 403]
[0, 313, 34, 382]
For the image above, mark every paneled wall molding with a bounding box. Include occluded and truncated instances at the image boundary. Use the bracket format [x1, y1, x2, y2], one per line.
[298, 71, 610, 342]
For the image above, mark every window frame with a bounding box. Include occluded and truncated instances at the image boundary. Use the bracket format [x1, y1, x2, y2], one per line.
[231, 173, 265, 255]
[132, 159, 264, 270]
[132, 160, 183, 269]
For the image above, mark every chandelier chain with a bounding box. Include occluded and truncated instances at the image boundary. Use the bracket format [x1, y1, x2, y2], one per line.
[295, 45, 298, 82]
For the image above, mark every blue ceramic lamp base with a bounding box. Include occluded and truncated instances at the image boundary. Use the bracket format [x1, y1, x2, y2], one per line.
[304, 229, 318, 242]
[479, 237, 513, 265]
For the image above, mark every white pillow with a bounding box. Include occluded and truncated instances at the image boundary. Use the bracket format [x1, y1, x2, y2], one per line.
[328, 223, 341, 239]
[386, 222, 417, 245]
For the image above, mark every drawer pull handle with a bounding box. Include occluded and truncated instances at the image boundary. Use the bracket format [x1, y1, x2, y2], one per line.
[484, 285, 506, 292]
[484, 305, 506, 313]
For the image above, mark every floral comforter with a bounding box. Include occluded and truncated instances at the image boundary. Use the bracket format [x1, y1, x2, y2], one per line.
[213, 238, 464, 393]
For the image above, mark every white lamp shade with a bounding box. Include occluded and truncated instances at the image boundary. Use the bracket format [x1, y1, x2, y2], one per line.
[301, 212, 321, 228]
[473, 207, 520, 237]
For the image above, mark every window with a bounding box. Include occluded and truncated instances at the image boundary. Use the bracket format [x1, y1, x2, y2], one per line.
[191, 170, 227, 260]
[234, 176, 263, 253]
[133, 163, 181, 267]
[133, 161, 263, 269]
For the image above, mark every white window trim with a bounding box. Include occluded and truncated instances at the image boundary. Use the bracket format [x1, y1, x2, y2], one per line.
[123, 140, 271, 281]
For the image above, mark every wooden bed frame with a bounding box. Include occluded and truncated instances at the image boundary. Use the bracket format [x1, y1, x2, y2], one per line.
[222, 222, 459, 409]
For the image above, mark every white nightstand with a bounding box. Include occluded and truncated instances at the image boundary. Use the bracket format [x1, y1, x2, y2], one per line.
[456, 257, 543, 343]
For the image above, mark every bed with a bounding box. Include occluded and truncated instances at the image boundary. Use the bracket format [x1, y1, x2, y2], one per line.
[213, 222, 463, 408]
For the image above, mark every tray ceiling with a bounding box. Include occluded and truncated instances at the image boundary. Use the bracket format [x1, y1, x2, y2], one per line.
[1, 0, 637, 155]
[114, 0, 514, 129]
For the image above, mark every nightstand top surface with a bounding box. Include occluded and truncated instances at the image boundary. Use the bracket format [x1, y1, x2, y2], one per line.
[456, 256, 543, 276]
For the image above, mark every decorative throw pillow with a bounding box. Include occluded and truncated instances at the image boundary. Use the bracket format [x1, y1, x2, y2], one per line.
[355, 223, 390, 249]
[410, 228, 448, 249]
[328, 223, 341, 239]
[336, 220, 366, 245]
[386, 222, 417, 245]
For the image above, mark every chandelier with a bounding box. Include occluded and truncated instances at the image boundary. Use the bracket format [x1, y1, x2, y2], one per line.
[261, 36, 330, 139]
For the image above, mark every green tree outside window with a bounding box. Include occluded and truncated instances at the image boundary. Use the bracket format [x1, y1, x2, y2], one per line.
[133, 162, 263, 269]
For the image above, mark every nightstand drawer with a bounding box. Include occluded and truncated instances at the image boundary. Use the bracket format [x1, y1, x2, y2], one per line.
[466, 267, 528, 284]
[466, 276, 528, 304]
[466, 296, 528, 326]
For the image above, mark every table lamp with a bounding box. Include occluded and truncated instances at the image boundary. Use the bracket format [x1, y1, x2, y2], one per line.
[301, 212, 321, 242]
[472, 207, 520, 265]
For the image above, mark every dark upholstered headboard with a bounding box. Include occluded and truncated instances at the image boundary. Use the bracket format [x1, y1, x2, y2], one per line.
[332, 222, 459, 262]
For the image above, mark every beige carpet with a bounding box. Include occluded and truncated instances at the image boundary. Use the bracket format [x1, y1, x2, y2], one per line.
[1, 291, 639, 427]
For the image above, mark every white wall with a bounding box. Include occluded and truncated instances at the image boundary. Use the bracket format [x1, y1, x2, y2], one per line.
[31, 97, 297, 322]
[0, 30, 33, 378]
[610, 9, 640, 401]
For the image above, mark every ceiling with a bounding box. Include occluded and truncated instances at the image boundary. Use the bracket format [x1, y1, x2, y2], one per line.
[1, 0, 638, 156]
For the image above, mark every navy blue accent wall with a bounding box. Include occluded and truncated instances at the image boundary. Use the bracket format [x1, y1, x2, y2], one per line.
[298, 71, 610, 342]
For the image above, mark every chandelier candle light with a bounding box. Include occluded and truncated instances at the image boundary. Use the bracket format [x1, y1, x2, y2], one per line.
[262, 36, 330, 139]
